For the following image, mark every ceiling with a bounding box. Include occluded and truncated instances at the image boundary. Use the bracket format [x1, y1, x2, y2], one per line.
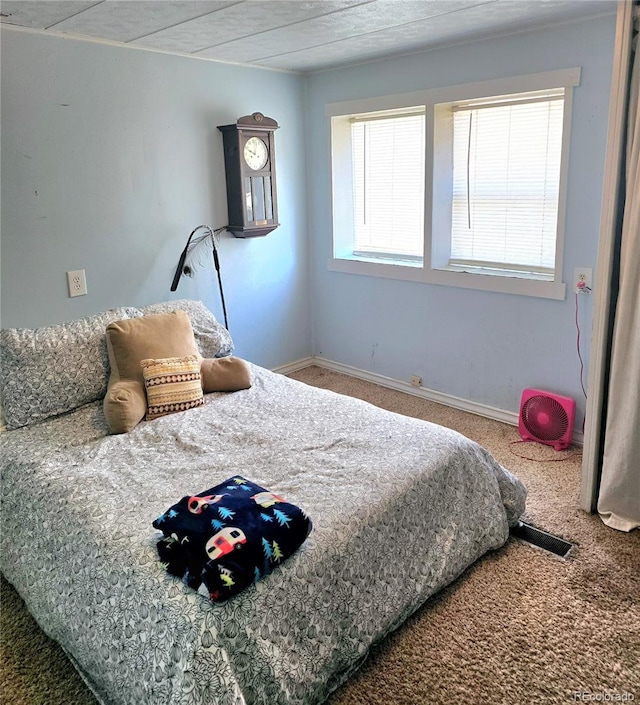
[0, 0, 617, 73]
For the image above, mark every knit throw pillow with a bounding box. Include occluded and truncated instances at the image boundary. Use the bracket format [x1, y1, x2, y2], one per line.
[141, 355, 204, 420]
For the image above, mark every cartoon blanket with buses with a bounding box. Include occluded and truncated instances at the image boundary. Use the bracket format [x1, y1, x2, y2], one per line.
[153, 476, 312, 601]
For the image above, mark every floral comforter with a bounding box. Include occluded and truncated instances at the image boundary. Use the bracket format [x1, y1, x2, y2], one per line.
[0, 365, 525, 705]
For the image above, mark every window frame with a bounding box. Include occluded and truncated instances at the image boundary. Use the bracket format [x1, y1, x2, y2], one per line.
[327, 68, 580, 300]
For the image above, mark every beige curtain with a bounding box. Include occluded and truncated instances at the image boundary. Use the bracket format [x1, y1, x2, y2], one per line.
[598, 7, 640, 532]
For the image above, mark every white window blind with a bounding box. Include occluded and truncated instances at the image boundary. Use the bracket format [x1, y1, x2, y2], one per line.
[351, 110, 425, 259]
[450, 90, 564, 274]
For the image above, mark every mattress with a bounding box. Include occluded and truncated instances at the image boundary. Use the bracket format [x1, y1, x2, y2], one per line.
[0, 364, 525, 705]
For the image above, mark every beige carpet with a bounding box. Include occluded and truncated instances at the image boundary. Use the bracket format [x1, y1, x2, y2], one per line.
[2, 365, 639, 704]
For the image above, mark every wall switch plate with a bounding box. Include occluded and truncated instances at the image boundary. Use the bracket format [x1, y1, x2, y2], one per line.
[573, 267, 592, 295]
[67, 269, 87, 297]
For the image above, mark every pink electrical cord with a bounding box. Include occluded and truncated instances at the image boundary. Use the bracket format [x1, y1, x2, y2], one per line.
[575, 292, 588, 399]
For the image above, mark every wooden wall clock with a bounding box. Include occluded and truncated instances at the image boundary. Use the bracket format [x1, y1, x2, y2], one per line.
[217, 112, 279, 238]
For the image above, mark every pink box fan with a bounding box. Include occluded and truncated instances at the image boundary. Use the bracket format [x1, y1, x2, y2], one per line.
[518, 388, 576, 451]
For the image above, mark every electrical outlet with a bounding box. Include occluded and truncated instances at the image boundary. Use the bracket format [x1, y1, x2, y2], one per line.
[67, 269, 87, 297]
[573, 267, 592, 295]
[410, 375, 422, 387]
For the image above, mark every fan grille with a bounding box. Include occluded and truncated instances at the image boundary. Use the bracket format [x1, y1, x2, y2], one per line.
[521, 395, 569, 441]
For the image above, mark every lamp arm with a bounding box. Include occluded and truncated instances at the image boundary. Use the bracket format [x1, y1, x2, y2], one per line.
[170, 225, 230, 330]
[170, 244, 190, 292]
[170, 225, 203, 292]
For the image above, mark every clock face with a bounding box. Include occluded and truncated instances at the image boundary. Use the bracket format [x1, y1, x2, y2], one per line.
[243, 136, 269, 170]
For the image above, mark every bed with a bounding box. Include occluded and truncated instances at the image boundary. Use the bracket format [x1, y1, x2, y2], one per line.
[0, 301, 526, 705]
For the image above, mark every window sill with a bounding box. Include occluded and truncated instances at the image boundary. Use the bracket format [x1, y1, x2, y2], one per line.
[328, 256, 567, 299]
[427, 266, 567, 299]
[328, 256, 427, 282]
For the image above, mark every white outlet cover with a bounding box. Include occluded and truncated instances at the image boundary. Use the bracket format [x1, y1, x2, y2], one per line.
[573, 267, 593, 294]
[67, 269, 87, 297]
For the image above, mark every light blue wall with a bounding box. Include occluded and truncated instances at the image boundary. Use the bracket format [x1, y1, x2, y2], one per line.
[304, 15, 617, 426]
[1, 15, 618, 426]
[0, 30, 311, 369]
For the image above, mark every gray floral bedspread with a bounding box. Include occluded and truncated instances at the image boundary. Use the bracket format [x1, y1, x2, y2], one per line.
[0, 365, 525, 705]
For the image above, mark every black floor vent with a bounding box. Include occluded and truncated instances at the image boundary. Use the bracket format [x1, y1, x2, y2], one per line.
[510, 521, 573, 558]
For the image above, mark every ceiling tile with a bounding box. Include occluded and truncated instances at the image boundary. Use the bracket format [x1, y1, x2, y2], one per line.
[256, 0, 617, 71]
[49, 1, 237, 43]
[0, 1, 98, 29]
[196, 0, 487, 62]
[131, 0, 366, 54]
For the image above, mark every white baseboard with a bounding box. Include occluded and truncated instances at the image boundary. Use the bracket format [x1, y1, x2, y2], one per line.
[271, 357, 315, 375]
[273, 356, 583, 445]
[312, 357, 521, 426]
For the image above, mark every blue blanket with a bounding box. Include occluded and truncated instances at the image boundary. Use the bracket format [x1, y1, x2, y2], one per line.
[153, 476, 312, 601]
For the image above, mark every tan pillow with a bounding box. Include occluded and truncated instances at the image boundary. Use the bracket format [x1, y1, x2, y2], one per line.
[201, 357, 252, 393]
[141, 355, 204, 420]
[103, 311, 200, 433]
[103, 379, 148, 434]
[107, 311, 200, 384]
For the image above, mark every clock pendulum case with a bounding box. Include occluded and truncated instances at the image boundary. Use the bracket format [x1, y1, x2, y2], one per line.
[217, 113, 279, 238]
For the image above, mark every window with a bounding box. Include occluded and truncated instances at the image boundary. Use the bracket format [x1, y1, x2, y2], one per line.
[351, 108, 425, 261]
[433, 86, 569, 288]
[327, 69, 580, 299]
[450, 90, 564, 275]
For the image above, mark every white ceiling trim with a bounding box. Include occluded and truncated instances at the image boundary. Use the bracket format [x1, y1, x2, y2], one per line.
[0, 22, 299, 74]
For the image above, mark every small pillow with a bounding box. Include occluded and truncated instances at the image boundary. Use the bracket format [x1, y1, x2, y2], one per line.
[141, 355, 204, 420]
[138, 300, 233, 358]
